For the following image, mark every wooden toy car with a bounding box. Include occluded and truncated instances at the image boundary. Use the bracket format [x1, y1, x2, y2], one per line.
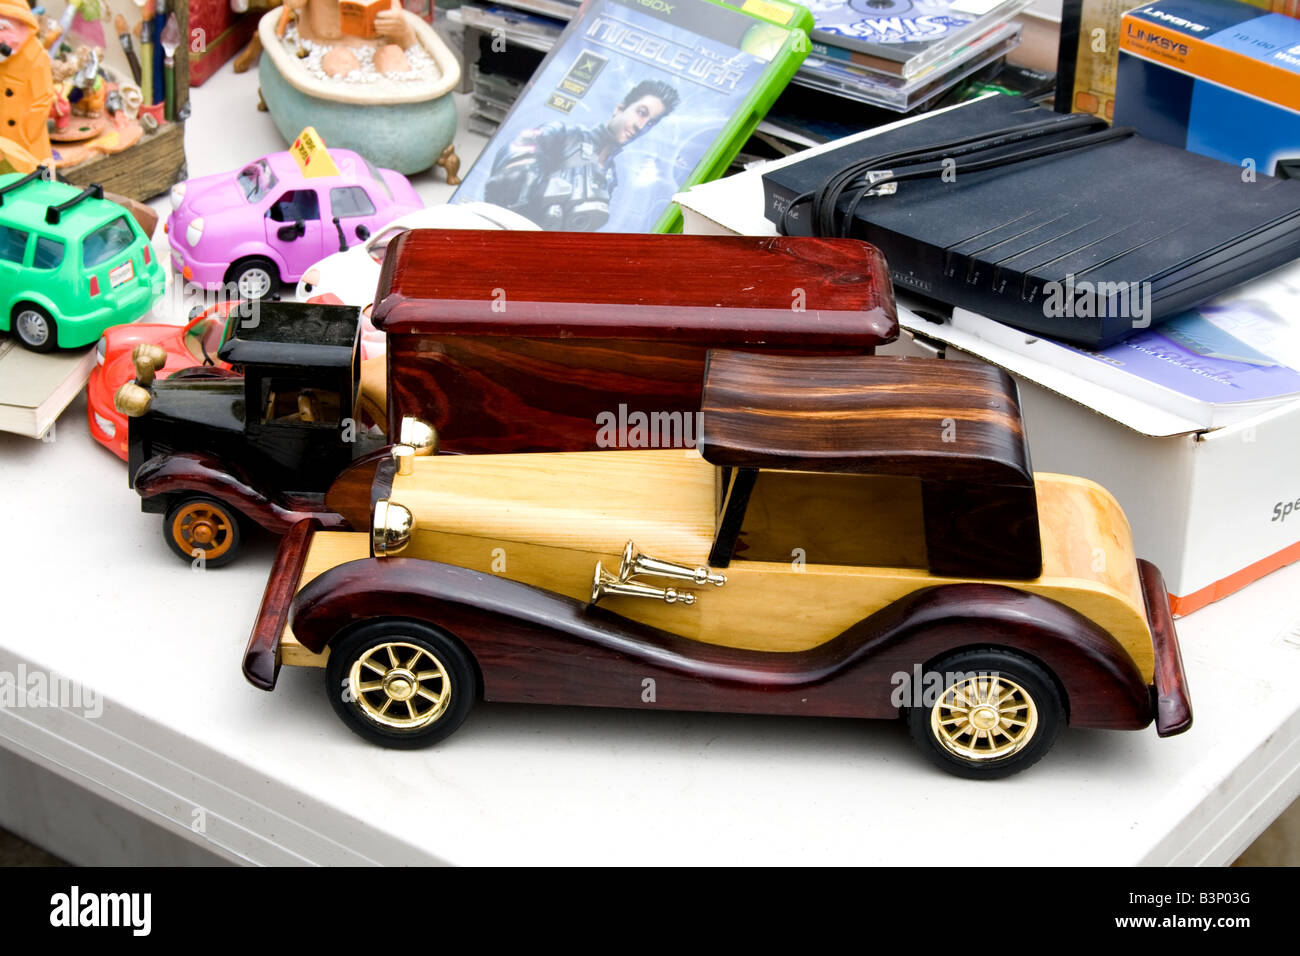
[119, 231, 896, 565]
[243, 351, 1192, 778]
[117, 300, 390, 566]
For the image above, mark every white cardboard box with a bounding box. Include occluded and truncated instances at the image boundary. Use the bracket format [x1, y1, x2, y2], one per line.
[674, 151, 1300, 615]
[898, 323, 1300, 615]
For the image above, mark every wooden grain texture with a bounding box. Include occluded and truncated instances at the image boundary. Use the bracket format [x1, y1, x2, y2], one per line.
[370, 451, 1154, 676]
[133, 450, 350, 534]
[373, 231, 898, 343]
[281, 556, 1160, 731]
[61, 122, 187, 202]
[243, 518, 319, 689]
[324, 448, 393, 530]
[701, 350, 1042, 579]
[1139, 559, 1193, 737]
[700, 350, 1033, 483]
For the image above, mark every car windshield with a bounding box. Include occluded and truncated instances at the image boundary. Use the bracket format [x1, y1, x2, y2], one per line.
[367, 225, 409, 264]
[362, 156, 393, 201]
[81, 216, 136, 268]
[237, 159, 278, 202]
[183, 316, 230, 362]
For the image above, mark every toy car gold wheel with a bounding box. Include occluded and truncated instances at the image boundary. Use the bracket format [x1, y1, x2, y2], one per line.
[227, 257, 278, 301]
[12, 305, 58, 353]
[907, 648, 1064, 779]
[163, 496, 243, 567]
[327, 621, 476, 749]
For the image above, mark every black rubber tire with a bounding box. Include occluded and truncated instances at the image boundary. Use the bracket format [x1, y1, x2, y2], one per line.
[11, 304, 58, 353]
[161, 496, 244, 568]
[225, 257, 279, 301]
[326, 620, 476, 749]
[907, 648, 1065, 780]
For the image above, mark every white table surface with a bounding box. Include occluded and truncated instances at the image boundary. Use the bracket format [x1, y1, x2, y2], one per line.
[0, 60, 1297, 866]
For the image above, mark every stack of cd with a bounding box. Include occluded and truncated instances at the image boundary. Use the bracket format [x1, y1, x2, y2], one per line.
[448, 0, 1031, 124]
[798, 0, 1031, 110]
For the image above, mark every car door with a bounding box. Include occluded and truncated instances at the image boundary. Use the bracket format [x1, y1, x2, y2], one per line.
[264, 188, 326, 280]
[326, 185, 379, 253]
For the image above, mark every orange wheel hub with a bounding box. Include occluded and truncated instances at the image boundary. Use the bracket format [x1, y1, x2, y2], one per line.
[170, 503, 234, 560]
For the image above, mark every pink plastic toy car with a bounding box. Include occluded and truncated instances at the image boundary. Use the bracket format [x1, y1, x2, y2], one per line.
[165, 147, 423, 300]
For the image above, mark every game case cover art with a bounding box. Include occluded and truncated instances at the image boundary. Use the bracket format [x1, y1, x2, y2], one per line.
[806, 0, 1022, 61]
[452, 0, 806, 233]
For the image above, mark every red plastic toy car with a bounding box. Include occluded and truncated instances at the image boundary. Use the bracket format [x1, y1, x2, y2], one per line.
[87, 301, 242, 459]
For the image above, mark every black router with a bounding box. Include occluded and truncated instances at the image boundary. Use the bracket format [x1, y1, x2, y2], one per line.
[763, 95, 1300, 348]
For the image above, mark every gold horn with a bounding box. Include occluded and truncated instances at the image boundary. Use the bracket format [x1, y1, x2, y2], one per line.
[590, 562, 696, 606]
[114, 381, 153, 417]
[619, 540, 726, 587]
[131, 343, 168, 387]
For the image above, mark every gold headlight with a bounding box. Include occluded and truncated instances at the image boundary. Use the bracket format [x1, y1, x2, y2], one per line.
[372, 499, 413, 558]
[398, 416, 438, 456]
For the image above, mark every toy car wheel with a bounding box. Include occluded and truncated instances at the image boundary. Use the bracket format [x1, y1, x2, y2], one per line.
[327, 621, 476, 749]
[163, 496, 243, 567]
[12, 305, 58, 353]
[907, 648, 1064, 779]
[227, 257, 279, 300]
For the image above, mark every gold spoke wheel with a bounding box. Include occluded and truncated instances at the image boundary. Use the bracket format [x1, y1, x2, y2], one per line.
[930, 674, 1038, 761]
[349, 641, 451, 731]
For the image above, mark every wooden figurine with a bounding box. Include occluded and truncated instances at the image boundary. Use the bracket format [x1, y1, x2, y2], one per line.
[116, 231, 897, 565]
[243, 351, 1191, 778]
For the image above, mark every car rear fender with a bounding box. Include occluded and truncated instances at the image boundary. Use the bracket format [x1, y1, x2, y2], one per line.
[850, 584, 1155, 730]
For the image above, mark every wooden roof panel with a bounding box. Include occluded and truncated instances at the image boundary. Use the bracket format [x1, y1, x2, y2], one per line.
[372, 230, 897, 346]
[699, 351, 1034, 486]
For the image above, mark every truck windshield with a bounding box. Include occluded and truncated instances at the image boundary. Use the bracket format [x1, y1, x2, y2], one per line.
[237, 159, 278, 202]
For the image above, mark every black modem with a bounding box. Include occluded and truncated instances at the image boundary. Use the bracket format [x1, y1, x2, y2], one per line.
[763, 95, 1300, 348]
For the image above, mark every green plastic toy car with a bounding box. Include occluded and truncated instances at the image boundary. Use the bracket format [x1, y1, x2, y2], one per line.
[0, 168, 165, 352]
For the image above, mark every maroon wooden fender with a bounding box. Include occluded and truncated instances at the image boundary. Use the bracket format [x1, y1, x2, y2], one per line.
[244, 518, 321, 691]
[133, 451, 352, 533]
[260, 555, 1156, 730]
[1138, 559, 1193, 737]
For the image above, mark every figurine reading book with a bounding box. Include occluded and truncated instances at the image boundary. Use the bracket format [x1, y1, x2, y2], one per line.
[279, 0, 417, 76]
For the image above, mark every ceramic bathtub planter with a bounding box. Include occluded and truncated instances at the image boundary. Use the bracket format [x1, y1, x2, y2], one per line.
[256, 10, 461, 178]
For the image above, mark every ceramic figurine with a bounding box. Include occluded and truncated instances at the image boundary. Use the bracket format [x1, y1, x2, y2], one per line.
[0, 0, 55, 172]
[115, 231, 897, 565]
[254, 4, 461, 179]
[242, 350, 1192, 778]
[164, 131, 423, 299]
[0, 167, 164, 351]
